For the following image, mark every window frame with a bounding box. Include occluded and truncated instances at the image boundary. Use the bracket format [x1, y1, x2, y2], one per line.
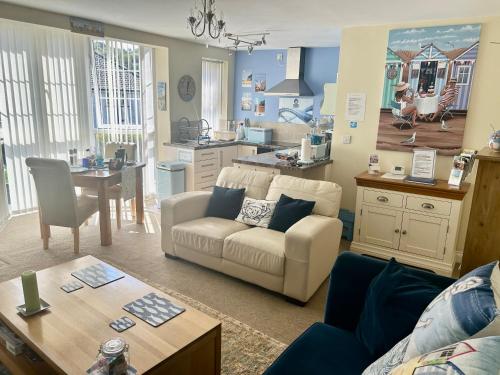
[456, 65, 471, 86]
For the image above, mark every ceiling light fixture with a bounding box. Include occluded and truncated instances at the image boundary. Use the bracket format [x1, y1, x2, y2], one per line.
[224, 32, 270, 54]
[187, 0, 226, 40]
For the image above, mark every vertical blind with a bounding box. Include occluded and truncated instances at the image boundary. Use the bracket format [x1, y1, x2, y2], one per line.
[201, 59, 223, 133]
[0, 20, 91, 213]
[90, 39, 144, 162]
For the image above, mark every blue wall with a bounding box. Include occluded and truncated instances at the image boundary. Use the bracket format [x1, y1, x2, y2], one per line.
[233, 47, 339, 122]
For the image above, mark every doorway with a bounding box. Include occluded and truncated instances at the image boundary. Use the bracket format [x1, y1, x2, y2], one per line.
[418, 61, 438, 92]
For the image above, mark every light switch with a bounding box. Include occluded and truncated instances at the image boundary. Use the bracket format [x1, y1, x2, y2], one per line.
[342, 135, 352, 144]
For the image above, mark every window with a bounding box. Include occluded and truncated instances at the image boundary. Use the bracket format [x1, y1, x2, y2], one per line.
[202, 59, 224, 133]
[456, 65, 471, 85]
[90, 40, 142, 129]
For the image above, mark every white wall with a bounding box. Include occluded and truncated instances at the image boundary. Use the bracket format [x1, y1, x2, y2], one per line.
[332, 16, 500, 254]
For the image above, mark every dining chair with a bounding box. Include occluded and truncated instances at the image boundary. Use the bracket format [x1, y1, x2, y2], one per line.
[104, 142, 137, 161]
[26, 157, 98, 253]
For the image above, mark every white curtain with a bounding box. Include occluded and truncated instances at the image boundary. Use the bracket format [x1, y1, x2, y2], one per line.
[201, 59, 223, 133]
[0, 20, 91, 214]
[90, 39, 144, 162]
[0, 144, 9, 228]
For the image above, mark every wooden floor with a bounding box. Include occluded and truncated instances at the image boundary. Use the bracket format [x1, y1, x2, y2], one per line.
[376, 111, 466, 155]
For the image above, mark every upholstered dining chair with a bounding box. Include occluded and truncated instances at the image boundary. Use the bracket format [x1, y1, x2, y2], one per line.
[26, 157, 98, 253]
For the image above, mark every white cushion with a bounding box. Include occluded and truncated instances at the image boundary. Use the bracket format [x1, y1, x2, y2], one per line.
[216, 167, 274, 200]
[223, 227, 285, 276]
[235, 197, 277, 228]
[172, 217, 249, 258]
[266, 175, 342, 218]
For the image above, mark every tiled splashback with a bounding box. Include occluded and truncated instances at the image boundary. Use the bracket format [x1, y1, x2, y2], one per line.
[171, 119, 311, 143]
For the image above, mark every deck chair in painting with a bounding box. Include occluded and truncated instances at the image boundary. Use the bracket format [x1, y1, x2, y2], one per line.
[391, 100, 413, 130]
[439, 104, 454, 122]
[26, 158, 98, 254]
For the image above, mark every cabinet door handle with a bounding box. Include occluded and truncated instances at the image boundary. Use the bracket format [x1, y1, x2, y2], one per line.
[377, 196, 389, 203]
[421, 203, 435, 210]
[201, 174, 214, 179]
[395, 229, 400, 233]
[402, 230, 407, 235]
[219, 150, 223, 168]
[201, 163, 214, 168]
[201, 152, 213, 156]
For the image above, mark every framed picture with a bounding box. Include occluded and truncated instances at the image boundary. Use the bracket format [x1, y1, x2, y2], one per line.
[157, 82, 167, 111]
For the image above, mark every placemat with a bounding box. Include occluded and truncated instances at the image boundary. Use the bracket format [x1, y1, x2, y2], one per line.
[123, 292, 185, 327]
[71, 263, 124, 288]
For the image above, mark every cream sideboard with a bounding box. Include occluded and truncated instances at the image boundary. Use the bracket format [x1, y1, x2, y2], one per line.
[351, 172, 470, 276]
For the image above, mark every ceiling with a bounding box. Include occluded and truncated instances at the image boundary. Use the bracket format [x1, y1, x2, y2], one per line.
[4, 0, 500, 48]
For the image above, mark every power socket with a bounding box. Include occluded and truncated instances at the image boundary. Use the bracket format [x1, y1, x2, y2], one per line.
[342, 135, 352, 144]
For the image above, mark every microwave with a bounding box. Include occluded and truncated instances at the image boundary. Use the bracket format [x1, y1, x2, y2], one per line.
[246, 128, 272, 144]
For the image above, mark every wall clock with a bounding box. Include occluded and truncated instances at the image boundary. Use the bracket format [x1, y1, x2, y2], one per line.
[178, 75, 196, 102]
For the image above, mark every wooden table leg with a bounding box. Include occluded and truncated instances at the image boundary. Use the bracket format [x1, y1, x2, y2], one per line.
[135, 167, 144, 224]
[98, 180, 112, 246]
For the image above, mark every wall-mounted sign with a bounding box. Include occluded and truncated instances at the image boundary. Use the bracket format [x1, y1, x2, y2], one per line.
[70, 17, 104, 37]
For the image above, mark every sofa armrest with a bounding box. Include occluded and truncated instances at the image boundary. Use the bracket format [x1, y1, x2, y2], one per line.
[323, 252, 456, 332]
[283, 215, 343, 302]
[161, 191, 212, 255]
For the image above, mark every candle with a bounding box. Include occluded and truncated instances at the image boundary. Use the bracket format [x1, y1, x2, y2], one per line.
[21, 271, 40, 312]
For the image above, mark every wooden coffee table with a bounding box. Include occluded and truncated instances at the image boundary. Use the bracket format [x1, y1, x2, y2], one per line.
[0, 256, 221, 374]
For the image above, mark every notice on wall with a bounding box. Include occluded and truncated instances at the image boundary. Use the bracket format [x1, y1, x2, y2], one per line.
[242, 70, 253, 88]
[345, 93, 366, 122]
[241, 93, 252, 111]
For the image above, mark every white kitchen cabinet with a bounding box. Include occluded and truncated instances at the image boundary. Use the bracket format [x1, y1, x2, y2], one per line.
[163, 144, 241, 192]
[237, 145, 257, 157]
[351, 172, 470, 276]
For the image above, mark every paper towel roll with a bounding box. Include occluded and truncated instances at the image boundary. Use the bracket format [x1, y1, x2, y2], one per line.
[301, 138, 312, 162]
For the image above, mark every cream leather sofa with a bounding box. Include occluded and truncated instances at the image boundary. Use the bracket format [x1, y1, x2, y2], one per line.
[161, 167, 343, 303]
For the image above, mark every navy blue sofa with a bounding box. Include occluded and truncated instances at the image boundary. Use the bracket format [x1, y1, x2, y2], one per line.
[264, 252, 455, 375]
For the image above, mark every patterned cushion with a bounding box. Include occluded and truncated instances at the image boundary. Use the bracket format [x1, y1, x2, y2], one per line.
[235, 197, 277, 228]
[363, 261, 500, 375]
[389, 336, 500, 375]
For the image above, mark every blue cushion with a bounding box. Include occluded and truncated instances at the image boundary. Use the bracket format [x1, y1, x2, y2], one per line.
[268, 194, 315, 233]
[355, 258, 442, 358]
[264, 322, 373, 375]
[205, 186, 246, 220]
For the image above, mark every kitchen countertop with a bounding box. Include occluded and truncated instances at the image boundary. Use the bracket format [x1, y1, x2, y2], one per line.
[163, 140, 300, 150]
[233, 150, 332, 171]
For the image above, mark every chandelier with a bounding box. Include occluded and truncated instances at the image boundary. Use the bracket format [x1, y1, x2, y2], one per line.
[187, 0, 226, 40]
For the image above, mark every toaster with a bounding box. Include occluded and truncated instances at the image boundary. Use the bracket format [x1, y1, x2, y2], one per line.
[246, 128, 272, 144]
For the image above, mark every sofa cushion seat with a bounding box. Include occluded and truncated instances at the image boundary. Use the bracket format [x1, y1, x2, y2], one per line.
[223, 227, 285, 276]
[263, 322, 374, 375]
[172, 217, 249, 258]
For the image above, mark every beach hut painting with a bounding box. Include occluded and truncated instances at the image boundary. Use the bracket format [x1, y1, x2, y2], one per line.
[377, 24, 481, 155]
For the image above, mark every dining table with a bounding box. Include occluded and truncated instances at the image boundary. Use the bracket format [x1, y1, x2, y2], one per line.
[414, 95, 439, 115]
[71, 163, 146, 246]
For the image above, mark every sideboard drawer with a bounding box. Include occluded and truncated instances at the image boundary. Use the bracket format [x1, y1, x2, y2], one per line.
[194, 171, 218, 185]
[406, 196, 452, 216]
[363, 189, 403, 208]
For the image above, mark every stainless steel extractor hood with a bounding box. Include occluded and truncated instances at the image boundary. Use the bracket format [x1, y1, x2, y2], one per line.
[265, 47, 314, 97]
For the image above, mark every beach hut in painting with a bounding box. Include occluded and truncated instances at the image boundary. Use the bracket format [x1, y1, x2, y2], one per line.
[408, 43, 450, 96]
[445, 42, 479, 110]
[381, 48, 404, 108]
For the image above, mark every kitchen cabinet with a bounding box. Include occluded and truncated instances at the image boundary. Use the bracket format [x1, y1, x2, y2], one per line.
[237, 145, 257, 157]
[163, 144, 241, 192]
[351, 172, 470, 276]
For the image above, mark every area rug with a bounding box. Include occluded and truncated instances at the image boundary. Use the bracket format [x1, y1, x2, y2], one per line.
[121, 268, 287, 375]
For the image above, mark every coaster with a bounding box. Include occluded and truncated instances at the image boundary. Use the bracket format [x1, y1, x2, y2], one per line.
[109, 316, 136, 332]
[60, 281, 83, 293]
[71, 263, 124, 288]
[123, 293, 186, 327]
[16, 299, 50, 317]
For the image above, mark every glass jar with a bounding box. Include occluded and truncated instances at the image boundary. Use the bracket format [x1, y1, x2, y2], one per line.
[93, 338, 129, 375]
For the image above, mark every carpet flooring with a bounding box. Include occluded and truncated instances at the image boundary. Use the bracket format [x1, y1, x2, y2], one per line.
[0, 208, 347, 371]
